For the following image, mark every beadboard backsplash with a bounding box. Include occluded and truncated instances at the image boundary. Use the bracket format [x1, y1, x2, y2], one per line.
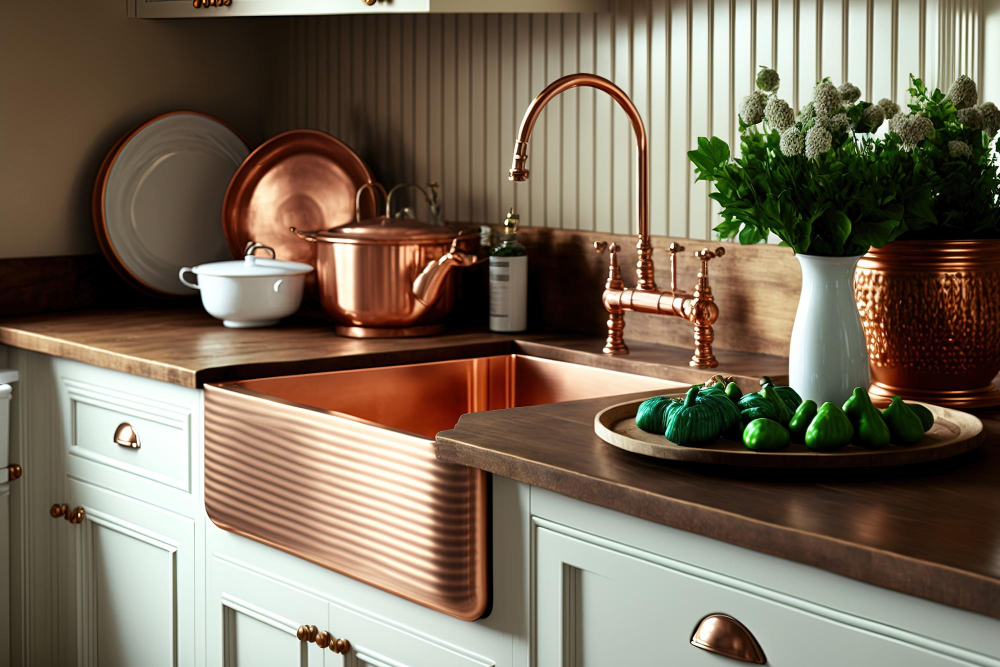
[271, 0, 989, 240]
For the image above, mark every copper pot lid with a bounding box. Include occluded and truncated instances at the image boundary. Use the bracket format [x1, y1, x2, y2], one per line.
[291, 181, 475, 245]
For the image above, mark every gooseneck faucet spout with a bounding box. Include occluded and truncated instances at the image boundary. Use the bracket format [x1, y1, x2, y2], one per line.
[509, 73, 726, 368]
[509, 73, 656, 292]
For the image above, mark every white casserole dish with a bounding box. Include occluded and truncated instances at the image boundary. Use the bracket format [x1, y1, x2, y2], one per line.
[179, 251, 313, 328]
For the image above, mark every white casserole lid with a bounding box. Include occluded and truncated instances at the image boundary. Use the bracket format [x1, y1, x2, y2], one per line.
[191, 255, 314, 278]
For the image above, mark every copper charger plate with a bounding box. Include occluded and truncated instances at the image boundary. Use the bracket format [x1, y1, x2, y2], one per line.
[222, 130, 376, 288]
[595, 397, 984, 468]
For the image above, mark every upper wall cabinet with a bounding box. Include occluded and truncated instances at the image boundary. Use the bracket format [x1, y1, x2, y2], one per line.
[129, 0, 608, 19]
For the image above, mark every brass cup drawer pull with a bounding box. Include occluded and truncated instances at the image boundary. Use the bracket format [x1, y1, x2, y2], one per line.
[114, 423, 141, 450]
[5, 463, 22, 481]
[50, 504, 86, 525]
[296, 625, 350, 654]
[691, 614, 766, 664]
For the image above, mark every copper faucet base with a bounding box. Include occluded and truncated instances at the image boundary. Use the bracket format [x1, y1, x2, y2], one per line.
[334, 323, 445, 338]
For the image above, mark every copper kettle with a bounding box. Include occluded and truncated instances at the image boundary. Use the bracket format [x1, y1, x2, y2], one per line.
[291, 183, 483, 337]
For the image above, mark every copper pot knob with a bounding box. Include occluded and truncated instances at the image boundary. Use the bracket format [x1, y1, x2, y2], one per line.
[6, 463, 22, 481]
[690, 614, 766, 664]
[296, 625, 319, 642]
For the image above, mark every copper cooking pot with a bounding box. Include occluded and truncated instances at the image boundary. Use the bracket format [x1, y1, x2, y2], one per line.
[291, 183, 482, 338]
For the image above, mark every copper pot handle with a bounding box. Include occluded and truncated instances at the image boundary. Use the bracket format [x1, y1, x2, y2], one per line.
[354, 182, 388, 222]
[385, 183, 434, 221]
[289, 227, 319, 243]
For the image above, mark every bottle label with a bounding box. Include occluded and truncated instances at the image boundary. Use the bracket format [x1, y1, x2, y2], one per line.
[489, 256, 527, 332]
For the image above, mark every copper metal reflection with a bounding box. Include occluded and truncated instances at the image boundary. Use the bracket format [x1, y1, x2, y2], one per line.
[856, 240, 1000, 408]
[204, 355, 672, 620]
[691, 614, 767, 664]
[511, 74, 726, 367]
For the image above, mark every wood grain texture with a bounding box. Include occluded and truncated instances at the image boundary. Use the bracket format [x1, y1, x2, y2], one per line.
[514, 226, 802, 356]
[437, 391, 1000, 619]
[595, 398, 984, 467]
[0, 307, 788, 388]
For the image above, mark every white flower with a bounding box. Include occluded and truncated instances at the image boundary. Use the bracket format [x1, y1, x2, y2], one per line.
[824, 113, 850, 132]
[813, 81, 843, 117]
[946, 74, 978, 110]
[979, 102, 1000, 137]
[740, 91, 767, 125]
[764, 96, 795, 130]
[858, 104, 885, 133]
[804, 125, 832, 159]
[838, 82, 861, 104]
[948, 140, 972, 159]
[957, 106, 984, 130]
[756, 66, 781, 92]
[780, 127, 804, 156]
[889, 114, 934, 149]
[798, 101, 816, 124]
[878, 98, 900, 119]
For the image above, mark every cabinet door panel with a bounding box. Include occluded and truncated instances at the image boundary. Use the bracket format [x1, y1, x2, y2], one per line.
[62, 478, 196, 667]
[210, 555, 328, 667]
[535, 523, 980, 667]
[327, 602, 495, 667]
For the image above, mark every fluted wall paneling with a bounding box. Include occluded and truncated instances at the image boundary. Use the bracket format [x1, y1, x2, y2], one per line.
[272, 0, 986, 240]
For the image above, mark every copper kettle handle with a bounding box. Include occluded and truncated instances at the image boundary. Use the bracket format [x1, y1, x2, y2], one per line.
[386, 183, 434, 220]
[355, 182, 388, 223]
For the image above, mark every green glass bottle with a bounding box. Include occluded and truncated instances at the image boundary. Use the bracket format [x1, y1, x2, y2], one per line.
[489, 209, 528, 332]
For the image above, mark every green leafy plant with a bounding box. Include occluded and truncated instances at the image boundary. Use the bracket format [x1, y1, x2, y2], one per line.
[688, 68, 938, 255]
[885, 76, 1000, 239]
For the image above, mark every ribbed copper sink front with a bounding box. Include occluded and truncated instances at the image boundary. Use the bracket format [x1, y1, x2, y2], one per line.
[204, 355, 676, 620]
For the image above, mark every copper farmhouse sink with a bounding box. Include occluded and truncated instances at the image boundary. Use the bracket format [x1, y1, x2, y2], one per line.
[204, 355, 679, 620]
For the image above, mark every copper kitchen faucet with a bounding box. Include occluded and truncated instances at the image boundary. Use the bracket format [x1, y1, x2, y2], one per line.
[509, 73, 725, 368]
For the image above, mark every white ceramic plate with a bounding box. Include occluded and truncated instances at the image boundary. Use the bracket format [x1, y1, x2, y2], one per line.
[95, 112, 250, 295]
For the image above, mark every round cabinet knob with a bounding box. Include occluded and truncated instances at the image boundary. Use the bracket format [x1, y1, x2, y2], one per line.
[6, 463, 22, 481]
[330, 638, 351, 654]
[361, 0, 377, 4]
[66, 507, 86, 524]
[114, 423, 141, 450]
[50, 503, 67, 518]
[314, 631, 331, 649]
[296, 625, 319, 643]
[691, 614, 766, 664]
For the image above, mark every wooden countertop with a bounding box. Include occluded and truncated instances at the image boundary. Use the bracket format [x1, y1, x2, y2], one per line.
[437, 391, 1000, 620]
[0, 307, 788, 387]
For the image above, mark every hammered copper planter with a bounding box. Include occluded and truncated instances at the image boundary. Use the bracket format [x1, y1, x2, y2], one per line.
[855, 240, 1000, 408]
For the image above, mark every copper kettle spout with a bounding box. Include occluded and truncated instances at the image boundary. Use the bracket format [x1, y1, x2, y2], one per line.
[412, 239, 483, 309]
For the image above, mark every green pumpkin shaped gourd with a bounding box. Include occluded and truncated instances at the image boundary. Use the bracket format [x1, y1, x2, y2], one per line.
[663, 386, 728, 446]
[737, 392, 778, 426]
[842, 387, 890, 449]
[882, 396, 924, 446]
[635, 396, 680, 434]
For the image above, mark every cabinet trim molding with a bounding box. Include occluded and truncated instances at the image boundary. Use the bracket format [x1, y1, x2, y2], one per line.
[532, 516, 1000, 667]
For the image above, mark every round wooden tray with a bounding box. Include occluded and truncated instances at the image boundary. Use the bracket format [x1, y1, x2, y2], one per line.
[594, 398, 984, 468]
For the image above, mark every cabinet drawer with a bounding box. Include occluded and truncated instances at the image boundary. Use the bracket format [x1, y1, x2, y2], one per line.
[535, 520, 990, 667]
[58, 362, 196, 493]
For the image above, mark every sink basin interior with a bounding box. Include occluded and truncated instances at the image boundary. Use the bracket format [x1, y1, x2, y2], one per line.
[230, 354, 684, 439]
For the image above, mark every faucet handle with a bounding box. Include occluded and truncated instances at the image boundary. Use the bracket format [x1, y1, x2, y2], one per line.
[695, 247, 726, 262]
[593, 240, 623, 290]
[669, 242, 686, 255]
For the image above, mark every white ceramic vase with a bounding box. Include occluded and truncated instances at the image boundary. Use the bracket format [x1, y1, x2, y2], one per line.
[789, 254, 871, 405]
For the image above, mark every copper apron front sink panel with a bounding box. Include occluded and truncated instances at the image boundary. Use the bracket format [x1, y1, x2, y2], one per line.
[204, 355, 679, 620]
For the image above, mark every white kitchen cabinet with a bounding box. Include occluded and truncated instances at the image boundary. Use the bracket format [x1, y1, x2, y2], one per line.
[531, 488, 1000, 667]
[58, 477, 198, 667]
[129, 0, 607, 19]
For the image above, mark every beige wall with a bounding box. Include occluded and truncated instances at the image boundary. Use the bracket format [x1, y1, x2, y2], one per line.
[0, 1, 270, 259]
[273, 0, 992, 240]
